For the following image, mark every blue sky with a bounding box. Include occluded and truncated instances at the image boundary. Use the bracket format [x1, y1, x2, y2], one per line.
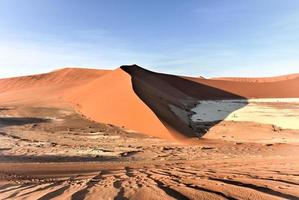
[0, 0, 299, 78]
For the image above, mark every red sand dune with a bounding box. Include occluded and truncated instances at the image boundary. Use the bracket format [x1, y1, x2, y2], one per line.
[0, 68, 110, 106]
[212, 73, 299, 83]
[186, 75, 299, 98]
[0, 68, 110, 93]
[0, 65, 299, 139]
[66, 67, 173, 140]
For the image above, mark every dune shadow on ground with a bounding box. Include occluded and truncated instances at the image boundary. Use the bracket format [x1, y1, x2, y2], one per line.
[191, 100, 248, 136]
[121, 65, 248, 139]
[0, 117, 50, 128]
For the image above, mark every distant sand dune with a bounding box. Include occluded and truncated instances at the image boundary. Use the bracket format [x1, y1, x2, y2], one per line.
[211, 73, 299, 82]
[187, 75, 299, 98]
[0, 68, 110, 93]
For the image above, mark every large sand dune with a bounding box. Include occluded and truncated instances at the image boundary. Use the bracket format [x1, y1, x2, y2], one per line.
[66, 67, 173, 139]
[0, 65, 299, 139]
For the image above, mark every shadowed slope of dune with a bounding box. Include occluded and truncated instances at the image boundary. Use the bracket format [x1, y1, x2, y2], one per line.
[120, 65, 246, 139]
[119, 65, 299, 138]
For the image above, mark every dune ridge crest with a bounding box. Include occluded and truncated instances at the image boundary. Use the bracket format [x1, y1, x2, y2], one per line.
[0, 67, 110, 93]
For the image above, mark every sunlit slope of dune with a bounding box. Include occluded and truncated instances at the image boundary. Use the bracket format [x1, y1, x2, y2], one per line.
[66, 67, 174, 140]
[0, 68, 110, 106]
[0, 68, 110, 93]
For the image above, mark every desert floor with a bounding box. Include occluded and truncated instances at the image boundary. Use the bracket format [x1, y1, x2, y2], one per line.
[0, 105, 299, 200]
